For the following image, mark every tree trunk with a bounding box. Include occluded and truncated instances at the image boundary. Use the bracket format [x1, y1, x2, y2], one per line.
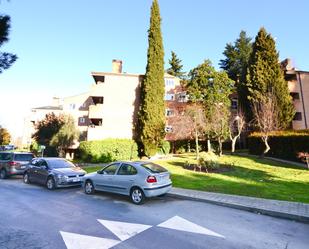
[218, 138, 223, 157]
[262, 137, 270, 156]
[207, 139, 211, 152]
[195, 130, 199, 160]
[231, 138, 237, 153]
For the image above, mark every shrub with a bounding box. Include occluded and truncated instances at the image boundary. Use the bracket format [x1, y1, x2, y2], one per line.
[248, 130, 309, 162]
[159, 141, 171, 155]
[78, 139, 138, 163]
[198, 151, 220, 170]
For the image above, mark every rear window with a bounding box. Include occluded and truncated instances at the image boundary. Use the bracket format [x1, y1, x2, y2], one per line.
[14, 154, 34, 161]
[48, 159, 76, 169]
[141, 163, 167, 173]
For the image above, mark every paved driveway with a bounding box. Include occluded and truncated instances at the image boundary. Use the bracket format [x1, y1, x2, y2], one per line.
[0, 177, 309, 249]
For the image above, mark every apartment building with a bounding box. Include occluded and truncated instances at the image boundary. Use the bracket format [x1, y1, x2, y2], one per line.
[23, 60, 182, 147]
[282, 59, 309, 130]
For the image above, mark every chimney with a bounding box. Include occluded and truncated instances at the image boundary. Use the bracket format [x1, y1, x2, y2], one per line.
[112, 59, 122, 73]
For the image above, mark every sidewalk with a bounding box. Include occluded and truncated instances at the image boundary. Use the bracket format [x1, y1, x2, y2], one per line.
[168, 187, 309, 223]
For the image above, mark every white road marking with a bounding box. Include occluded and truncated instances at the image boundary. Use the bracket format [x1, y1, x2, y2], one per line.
[98, 219, 152, 241]
[60, 231, 120, 249]
[157, 216, 225, 238]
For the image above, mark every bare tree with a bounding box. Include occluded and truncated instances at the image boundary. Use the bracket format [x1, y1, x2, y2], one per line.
[229, 110, 245, 153]
[171, 104, 207, 159]
[252, 92, 280, 156]
[209, 103, 230, 156]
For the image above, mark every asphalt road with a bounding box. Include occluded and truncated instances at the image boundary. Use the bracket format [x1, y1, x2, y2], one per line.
[0, 177, 308, 249]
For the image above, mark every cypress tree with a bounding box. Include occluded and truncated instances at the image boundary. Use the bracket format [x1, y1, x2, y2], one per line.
[246, 27, 295, 128]
[137, 0, 165, 156]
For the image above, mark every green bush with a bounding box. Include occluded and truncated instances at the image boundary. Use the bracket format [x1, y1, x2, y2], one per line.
[248, 130, 309, 162]
[159, 141, 171, 155]
[198, 151, 220, 170]
[78, 139, 138, 163]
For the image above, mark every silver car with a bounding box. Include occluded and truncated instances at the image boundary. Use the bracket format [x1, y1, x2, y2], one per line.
[82, 161, 172, 204]
[23, 158, 86, 190]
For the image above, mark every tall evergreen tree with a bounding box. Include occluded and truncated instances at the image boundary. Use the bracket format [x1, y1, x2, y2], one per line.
[220, 31, 252, 120]
[137, 0, 165, 156]
[167, 51, 185, 78]
[246, 27, 295, 128]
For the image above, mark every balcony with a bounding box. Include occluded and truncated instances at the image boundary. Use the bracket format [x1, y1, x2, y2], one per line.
[89, 104, 103, 119]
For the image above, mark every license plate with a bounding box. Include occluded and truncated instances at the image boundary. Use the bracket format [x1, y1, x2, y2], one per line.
[72, 178, 80, 182]
[20, 166, 26, 169]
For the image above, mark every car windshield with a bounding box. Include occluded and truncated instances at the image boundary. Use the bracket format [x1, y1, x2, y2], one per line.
[48, 159, 76, 169]
[141, 163, 167, 173]
[14, 154, 34, 161]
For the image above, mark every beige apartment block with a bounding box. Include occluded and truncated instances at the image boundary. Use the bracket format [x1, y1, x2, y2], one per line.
[282, 59, 309, 130]
[23, 60, 181, 147]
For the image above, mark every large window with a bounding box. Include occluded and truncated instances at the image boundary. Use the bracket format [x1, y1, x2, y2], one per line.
[103, 163, 120, 175]
[293, 112, 302, 121]
[166, 109, 174, 117]
[164, 94, 175, 101]
[165, 126, 173, 133]
[165, 79, 175, 88]
[117, 164, 137, 175]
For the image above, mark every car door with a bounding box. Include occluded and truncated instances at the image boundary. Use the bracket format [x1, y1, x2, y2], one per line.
[94, 163, 120, 193]
[35, 159, 49, 184]
[114, 163, 138, 195]
[27, 159, 41, 183]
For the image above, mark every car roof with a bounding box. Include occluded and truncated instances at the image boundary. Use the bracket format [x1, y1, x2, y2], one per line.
[33, 157, 69, 162]
[0, 151, 33, 154]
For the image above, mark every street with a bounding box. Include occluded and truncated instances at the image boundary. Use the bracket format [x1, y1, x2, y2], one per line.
[0, 177, 308, 249]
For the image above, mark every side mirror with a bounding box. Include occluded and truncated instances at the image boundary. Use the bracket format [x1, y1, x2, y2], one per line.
[97, 170, 102, 174]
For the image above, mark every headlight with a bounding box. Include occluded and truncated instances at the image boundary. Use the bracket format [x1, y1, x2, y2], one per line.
[57, 174, 68, 180]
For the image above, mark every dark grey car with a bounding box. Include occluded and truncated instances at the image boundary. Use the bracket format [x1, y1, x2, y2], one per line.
[0, 152, 34, 179]
[23, 158, 86, 190]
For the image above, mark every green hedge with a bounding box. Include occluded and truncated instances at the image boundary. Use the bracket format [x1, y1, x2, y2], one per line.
[248, 130, 309, 162]
[78, 139, 138, 163]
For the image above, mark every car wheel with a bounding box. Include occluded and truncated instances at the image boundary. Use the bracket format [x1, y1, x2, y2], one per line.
[0, 169, 7, 179]
[23, 173, 31, 184]
[84, 180, 95, 194]
[46, 177, 56, 190]
[130, 187, 145, 205]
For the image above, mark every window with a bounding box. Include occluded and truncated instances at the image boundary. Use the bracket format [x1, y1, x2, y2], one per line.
[166, 109, 174, 117]
[69, 103, 76, 110]
[177, 92, 188, 102]
[164, 94, 174, 101]
[231, 99, 238, 110]
[290, 92, 300, 100]
[165, 126, 173, 133]
[90, 118, 102, 126]
[103, 163, 119, 175]
[141, 163, 167, 173]
[79, 117, 86, 124]
[118, 164, 137, 175]
[14, 154, 34, 161]
[91, 96, 104, 105]
[293, 112, 302, 121]
[165, 79, 175, 87]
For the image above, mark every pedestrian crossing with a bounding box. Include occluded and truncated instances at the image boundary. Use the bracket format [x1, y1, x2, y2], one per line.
[60, 216, 224, 249]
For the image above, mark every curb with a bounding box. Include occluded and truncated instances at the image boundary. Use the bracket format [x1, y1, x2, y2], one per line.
[167, 192, 309, 224]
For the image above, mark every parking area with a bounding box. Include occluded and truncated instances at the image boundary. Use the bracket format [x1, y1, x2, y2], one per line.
[1, 177, 309, 249]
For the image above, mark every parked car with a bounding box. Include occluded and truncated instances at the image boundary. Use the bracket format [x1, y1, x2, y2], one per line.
[23, 158, 86, 190]
[82, 161, 172, 204]
[0, 152, 34, 179]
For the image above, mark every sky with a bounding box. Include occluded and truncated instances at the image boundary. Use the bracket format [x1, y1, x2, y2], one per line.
[0, 0, 309, 139]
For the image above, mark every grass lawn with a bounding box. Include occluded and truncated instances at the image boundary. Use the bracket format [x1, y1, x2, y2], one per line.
[82, 154, 309, 203]
[155, 154, 309, 203]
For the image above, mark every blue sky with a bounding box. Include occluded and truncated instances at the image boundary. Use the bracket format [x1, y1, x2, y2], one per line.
[1, 0, 309, 138]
